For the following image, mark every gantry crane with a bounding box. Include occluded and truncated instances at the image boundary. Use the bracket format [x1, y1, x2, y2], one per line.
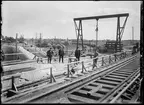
[73, 13, 129, 53]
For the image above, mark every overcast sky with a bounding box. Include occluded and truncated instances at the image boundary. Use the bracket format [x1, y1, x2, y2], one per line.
[2, 1, 141, 40]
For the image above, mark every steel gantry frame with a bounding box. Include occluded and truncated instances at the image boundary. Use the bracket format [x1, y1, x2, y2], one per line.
[74, 13, 129, 52]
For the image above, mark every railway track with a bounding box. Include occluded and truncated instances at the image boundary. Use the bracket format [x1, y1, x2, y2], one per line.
[67, 61, 140, 103]
[2, 53, 140, 103]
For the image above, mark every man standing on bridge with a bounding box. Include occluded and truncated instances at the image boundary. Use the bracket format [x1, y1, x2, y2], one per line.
[92, 50, 99, 69]
[75, 47, 81, 61]
[47, 48, 53, 64]
[58, 47, 64, 63]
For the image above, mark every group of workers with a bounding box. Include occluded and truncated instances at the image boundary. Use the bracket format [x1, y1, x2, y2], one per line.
[46, 47, 65, 64]
[46, 46, 99, 66]
[46, 47, 82, 64]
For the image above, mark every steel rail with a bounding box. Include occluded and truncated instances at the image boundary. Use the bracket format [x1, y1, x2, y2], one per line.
[101, 68, 140, 103]
[109, 73, 140, 103]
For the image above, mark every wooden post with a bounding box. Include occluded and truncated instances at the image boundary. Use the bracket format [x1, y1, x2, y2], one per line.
[114, 54, 117, 62]
[11, 76, 17, 91]
[67, 64, 70, 77]
[50, 67, 56, 83]
[92, 58, 97, 70]
[82, 61, 84, 73]
[82, 61, 86, 73]
[101, 57, 104, 66]
[125, 51, 127, 57]
[109, 56, 112, 64]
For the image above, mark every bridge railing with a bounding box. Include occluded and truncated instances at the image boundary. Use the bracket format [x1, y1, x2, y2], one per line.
[2, 50, 134, 97]
[66, 50, 133, 77]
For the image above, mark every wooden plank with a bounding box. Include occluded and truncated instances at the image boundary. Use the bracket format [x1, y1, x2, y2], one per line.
[89, 92, 103, 98]
[85, 85, 98, 90]
[98, 88, 110, 93]
[90, 82, 115, 89]
[68, 94, 97, 103]
[84, 85, 111, 93]
[87, 85, 102, 96]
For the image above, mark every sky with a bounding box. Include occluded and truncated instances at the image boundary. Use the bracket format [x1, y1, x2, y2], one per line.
[2, 1, 141, 40]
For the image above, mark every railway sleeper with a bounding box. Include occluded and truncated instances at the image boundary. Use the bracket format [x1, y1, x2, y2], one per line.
[105, 75, 126, 80]
[83, 85, 111, 94]
[90, 82, 115, 90]
[100, 77, 122, 83]
[112, 72, 132, 75]
[115, 69, 136, 73]
[108, 73, 129, 77]
[95, 80, 119, 86]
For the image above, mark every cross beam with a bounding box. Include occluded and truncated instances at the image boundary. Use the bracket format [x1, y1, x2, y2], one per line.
[74, 13, 129, 21]
[73, 13, 129, 52]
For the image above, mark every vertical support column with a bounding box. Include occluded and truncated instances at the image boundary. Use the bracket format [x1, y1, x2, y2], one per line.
[95, 19, 99, 52]
[80, 20, 84, 50]
[74, 21, 79, 49]
[74, 20, 84, 50]
[116, 17, 120, 53]
[116, 16, 128, 53]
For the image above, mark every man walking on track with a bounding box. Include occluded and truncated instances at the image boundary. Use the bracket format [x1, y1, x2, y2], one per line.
[58, 47, 64, 63]
[47, 48, 53, 64]
[75, 47, 81, 61]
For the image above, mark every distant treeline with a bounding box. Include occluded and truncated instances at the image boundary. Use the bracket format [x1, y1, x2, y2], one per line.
[1, 35, 24, 43]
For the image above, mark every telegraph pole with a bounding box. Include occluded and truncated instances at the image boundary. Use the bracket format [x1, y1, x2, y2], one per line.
[35, 33, 37, 51]
[16, 33, 18, 59]
[132, 26, 134, 45]
[40, 33, 42, 51]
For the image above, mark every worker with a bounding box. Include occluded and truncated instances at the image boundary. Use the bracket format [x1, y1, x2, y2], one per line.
[132, 45, 136, 55]
[46, 48, 53, 64]
[92, 50, 99, 69]
[58, 47, 64, 63]
[75, 47, 81, 61]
